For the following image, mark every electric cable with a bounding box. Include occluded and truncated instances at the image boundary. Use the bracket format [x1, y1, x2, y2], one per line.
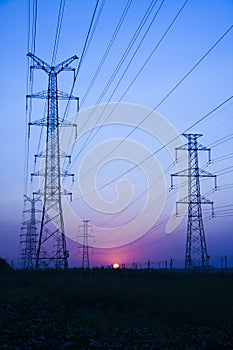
[72, 22, 233, 177]
[61, 0, 104, 122]
[74, 0, 168, 156]
[72, 95, 233, 201]
[80, 0, 133, 107]
[51, 0, 66, 65]
[24, 0, 38, 196]
[208, 133, 233, 148]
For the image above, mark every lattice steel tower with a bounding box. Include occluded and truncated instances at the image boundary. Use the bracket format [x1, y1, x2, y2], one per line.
[27, 53, 79, 269]
[171, 134, 217, 271]
[78, 220, 93, 269]
[20, 195, 40, 269]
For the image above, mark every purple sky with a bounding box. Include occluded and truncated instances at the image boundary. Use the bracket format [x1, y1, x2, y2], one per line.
[0, 0, 233, 268]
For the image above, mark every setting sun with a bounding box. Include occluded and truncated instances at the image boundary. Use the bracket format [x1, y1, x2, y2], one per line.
[112, 263, 120, 269]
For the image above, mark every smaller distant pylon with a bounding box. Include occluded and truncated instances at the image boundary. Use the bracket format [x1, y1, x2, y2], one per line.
[78, 220, 94, 269]
[20, 194, 40, 269]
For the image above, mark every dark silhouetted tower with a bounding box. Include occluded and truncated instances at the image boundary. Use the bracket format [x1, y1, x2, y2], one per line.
[27, 53, 79, 269]
[20, 194, 40, 269]
[78, 220, 93, 269]
[171, 134, 216, 271]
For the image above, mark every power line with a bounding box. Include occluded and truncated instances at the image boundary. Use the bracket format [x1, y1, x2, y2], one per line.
[76, 0, 102, 75]
[91, 202, 232, 257]
[24, 0, 38, 196]
[211, 152, 233, 163]
[93, 191, 232, 256]
[62, 0, 160, 162]
[101, 0, 165, 99]
[79, 0, 106, 66]
[22, 2, 233, 262]
[215, 165, 233, 176]
[94, 224, 187, 256]
[96, 200, 222, 257]
[62, 0, 104, 122]
[80, 0, 133, 107]
[86, 0, 161, 106]
[73, 95, 233, 201]
[76, 0, 165, 157]
[33, 0, 71, 187]
[208, 133, 233, 148]
[217, 184, 233, 191]
[101, 163, 174, 228]
[51, 0, 66, 65]
[30, 0, 38, 54]
[21, 0, 39, 267]
[73, 21, 233, 174]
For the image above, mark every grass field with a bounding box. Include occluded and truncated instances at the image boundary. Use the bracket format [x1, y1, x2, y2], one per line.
[0, 268, 233, 349]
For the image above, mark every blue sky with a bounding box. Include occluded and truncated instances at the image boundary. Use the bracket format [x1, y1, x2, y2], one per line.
[0, 0, 233, 268]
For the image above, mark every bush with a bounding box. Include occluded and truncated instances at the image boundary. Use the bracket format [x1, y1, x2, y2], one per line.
[0, 257, 13, 274]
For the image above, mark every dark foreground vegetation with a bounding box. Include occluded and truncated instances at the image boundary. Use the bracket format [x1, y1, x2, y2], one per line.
[0, 267, 233, 349]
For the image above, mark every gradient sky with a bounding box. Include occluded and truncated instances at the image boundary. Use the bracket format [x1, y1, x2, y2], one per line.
[0, 0, 233, 268]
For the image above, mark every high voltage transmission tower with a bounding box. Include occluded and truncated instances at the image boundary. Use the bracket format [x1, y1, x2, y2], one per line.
[171, 134, 217, 271]
[27, 53, 79, 269]
[78, 220, 94, 269]
[20, 195, 40, 269]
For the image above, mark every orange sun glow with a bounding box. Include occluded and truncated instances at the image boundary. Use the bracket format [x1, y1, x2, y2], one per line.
[112, 263, 120, 269]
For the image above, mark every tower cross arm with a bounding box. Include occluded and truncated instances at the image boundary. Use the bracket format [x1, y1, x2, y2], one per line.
[28, 118, 46, 127]
[182, 133, 203, 138]
[176, 143, 211, 152]
[61, 170, 74, 178]
[199, 169, 217, 189]
[23, 194, 41, 204]
[27, 53, 78, 74]
[171, 168, 216, 178]
[171, 169, 217, 189]
[199, 169, 216, 177]
[27, 53, 51, 73]
[177, 195, 213, 205]
[171, 169, 190, 177]
[27, 90, 48, 99]
[54, 55, 78, 74]
[57, 90, 79, 100]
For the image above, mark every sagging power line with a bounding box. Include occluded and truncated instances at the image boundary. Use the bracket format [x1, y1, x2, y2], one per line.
[20, 1, 233, 269]
[71, 23, 233, 181]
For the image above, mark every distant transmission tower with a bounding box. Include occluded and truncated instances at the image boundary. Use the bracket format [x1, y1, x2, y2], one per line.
[78, 220, 94, 269]
[171, 134, 217, 271]
[27, 53, 79, 269]
[20, 195, 40, 269]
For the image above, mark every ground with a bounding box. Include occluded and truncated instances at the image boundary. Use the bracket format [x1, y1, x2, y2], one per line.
[0, 269, 232, 349]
